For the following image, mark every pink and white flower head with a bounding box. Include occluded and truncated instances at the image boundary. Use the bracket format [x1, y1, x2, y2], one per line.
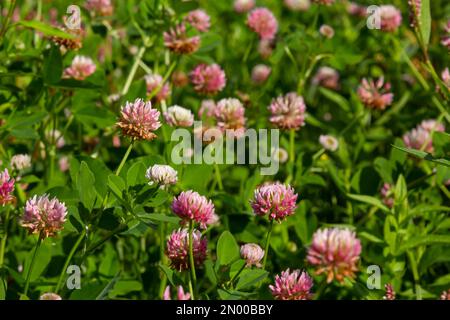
[234, 0, 255, 13]
[164, 105, 194, 127]
[258, 39, 275, 59]
[269, 269, 313, 300]
[0, 169, 15, 206]
[319, 24, 334, 39]
[63, 55, 96, 81]
[441, 289, 450, 300]
[441, 21, 450, 50]
[198, 99, 217, 118]
[46, 130, 65, 149]
[190, 63, 226, 95]
[145, 164, 178, 187]
[268, 92, 307, 130]
[166, 228, 207, 271]
[347, 2, 367, 18]
[163, 23, 200, 55]
[21, 194, 67, 239]
[403, 119, 445, 153]
[319, 135, 339, 152]
[357, 77, 393, 110]
[251, 64, 271, 84]
[250, 182, 298, 222]
[247, 8, 278, 40]
[383, 284, 396, 300]
[85, 0, 113, 16]
[163, 286, 191, 300]
[240, 243, 265, 267]
[39, 292, 62, 300]
[185, 9, 210, 32]
[59, 156, 70, 172]
[420, 119, 446, 133]
[380, 183, 394, 208]
[171, 190, 216, 229]
[307, 227, 362, 283]
[313, 0, 335, 5]
[214, 98, 246, 138]
[408, 0, 421, 28]
[10, 154, 31, 171]
[379, 5, 402, 32]
[284, 0, 311, 12]
[144, 74, 171, 103]
[312, 66, 340, 90]
[116, 98, 161, 141]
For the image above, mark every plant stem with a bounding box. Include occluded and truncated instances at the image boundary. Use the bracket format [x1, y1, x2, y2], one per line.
[121, 47, 146, 96]
[34, 0, 42, 46]
[407, 251, 422, 300]
[229, 263, 246, 288]
[286, 129, 296, 184]
[0, 0, 17, 41]
[54, 229, 86, 294]
[24, 237, 42, 296]
[262, 220, 274, 270]
[188, 221, 197, 300]
[214, 163, 223, 191]
[115, 141, 134, 176]
[158, 222, 168, 299]
[0, 207, 11, 267]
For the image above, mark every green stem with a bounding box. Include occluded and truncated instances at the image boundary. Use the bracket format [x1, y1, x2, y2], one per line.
[229, 263, 246, 288]
[158, 222, 168, 299]
[407, 251, 422, 300]
[54, 229, 86, 294]
[0, 0, 17, 41]
[188, 221, 197, 300]
[0, 207, 11, 267]
[115, 141, 134, 176]
[121, 47, 146, 96]
[261, 220, 274, 270]
[286, 129, 296, 184]
[214, 163, 223, 191]
[24, 237, 42, 296]
[34, 0, 42, 46]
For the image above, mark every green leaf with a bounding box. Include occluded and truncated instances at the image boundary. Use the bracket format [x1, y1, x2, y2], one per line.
[216, 231, 240, 267]
[43, 46, 62, 84]
[77, 162, 97, 211]
[70, 281, 107, 300]
[347, 194, 390, 213]
[399, 234, 450, 253]
[394, 175, 407, 202]
[110, 280, 143, 297]
[235, 269, 269, 290]
[0, 277, 6, 300]
[319, 87, 350, 112]
[23, 240, 52, 281]
[108, 175, 126, 200]
[419, 0, 431, 46]
[139, 213, 180, 224]
[392, 145, 450, 167]
[217, 288, 253, 300]
[359, 231, 384, 244]
[74, 107, 115, 129]
[126, 162, 147, 187]
[96, 273, 121, 300]
[17, 21, 76, 39]
[51, 79, 103, 90]
[147, 189, 169, 207]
